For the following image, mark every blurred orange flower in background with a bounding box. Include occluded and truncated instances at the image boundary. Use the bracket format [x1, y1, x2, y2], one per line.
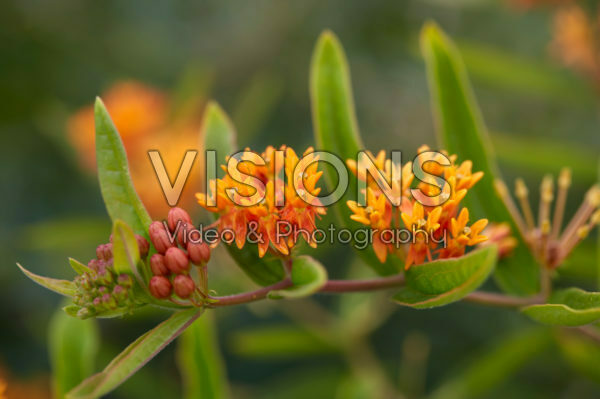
[550, 4, 600, 85]
[67, 81, 205, 219]
[0, 366, 50, 399]
[508, 0, 572, 10]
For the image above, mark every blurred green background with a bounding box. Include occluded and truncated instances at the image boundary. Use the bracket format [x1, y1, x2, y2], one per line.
[1, 0, 599, 398]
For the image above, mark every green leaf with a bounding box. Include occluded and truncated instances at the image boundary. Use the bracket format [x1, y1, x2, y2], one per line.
[177, 312, 230, 399]
[430, 327, 552, 399]
[67, 308, 202, 399]
[597, 158, 600, 290]
[201, 101, 284, 285]
[63, 304, 133, 320]
[229, 325, 338, 358]
[492, 132, 598, 185]
[69, 258, 92, 275]
[556, 329, 600, 383]
[49, 303, 99, 398]
[111, 219, 153, 305]
[522, 288, 600, 326]
[269, 256, 328, 298]
[393, 246, 497, 309]
[420, 22, 539, 295]
[310, 30, 362, 172]
[95, 98, 152, 237]
[310, 30, 398, 276]
[111, 219, 141, 276]
[456, 40, 594, 105]
[202, 100, 237, 173]
[226, 247, 285, 286]
[17, 263, 77, 297]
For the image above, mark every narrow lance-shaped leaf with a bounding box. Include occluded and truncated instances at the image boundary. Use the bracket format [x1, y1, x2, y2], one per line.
[95, 98, 152, 237]
[177, 312, 230, 399]
[556, 329, 600, 384]
[393, 246, 498, 309]
[112, 219, 152, 303]
[201, 101, 284, 285]
[67, 308, 203, 399]
[430, 327, 552, 399]
[597, 158, 599, 290]
[202, 100, 237, 172]
[269, 256, 328, 299]
[69, 258, 92, 275]
[17, 263, 77, 297]
[112, 219, 141, 276]
[421, 22, 539, 295]
[310, 30, 398, 275]
[49, 303, 99, 399]
[229, 324, 339, 358]
[522, 288, 600, 326]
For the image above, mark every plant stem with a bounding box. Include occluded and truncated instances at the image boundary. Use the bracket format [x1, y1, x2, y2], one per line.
[463, 291, 543, 308]
[207, 278, 293, 307]
[320, 274, 405, 292]
[207, 272, 542, 309]
[576, 325, 600, 344]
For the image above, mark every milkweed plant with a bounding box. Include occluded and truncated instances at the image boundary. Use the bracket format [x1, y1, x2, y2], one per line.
[17, 22, 600, 399]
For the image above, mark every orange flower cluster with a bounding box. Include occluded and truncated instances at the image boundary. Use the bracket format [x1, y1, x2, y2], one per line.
[196, 146, 326, 257]
[347, 145, 488, 269]
[67, 81, 204, 218]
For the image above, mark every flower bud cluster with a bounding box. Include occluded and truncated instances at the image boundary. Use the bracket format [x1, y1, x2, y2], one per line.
[72, 234, 149, 319]
[147, 207, 211, 301]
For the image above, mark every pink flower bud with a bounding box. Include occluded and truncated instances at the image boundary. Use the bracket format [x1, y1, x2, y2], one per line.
[148, 221, 174, 254]
[96, 243, 112, 261]
[168, 207, 193, 230]
[118, 274, 133, 287]
[95, 245, 103, 260]
[136, 235, 150, 258]
[173, 275, 195, 299]
[165, 247, 190, 274]
[187, 242, 211, 265]
[88, 259, 99, 271]
[168, 208, 193, 246]
[150, 254, 169, 276]
[149, 276, 172, 299]
[103, 243, 113, 260]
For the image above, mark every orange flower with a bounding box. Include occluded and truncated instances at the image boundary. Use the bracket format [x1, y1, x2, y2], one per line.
[347, 145, 488, 269]
[347, 187, 394, 262]
[67, 81, 204, 218]
[197, 146, 326, 257]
